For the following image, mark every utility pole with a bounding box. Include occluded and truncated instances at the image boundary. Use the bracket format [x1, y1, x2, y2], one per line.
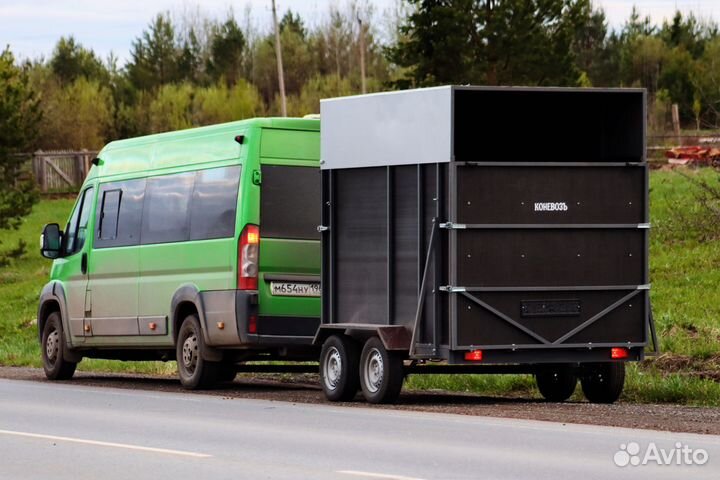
[357, 13, 367, 94]
[271, 0, 287, 117]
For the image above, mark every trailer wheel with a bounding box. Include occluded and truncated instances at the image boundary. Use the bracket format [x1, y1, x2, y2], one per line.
[535, 366, 577, 402]
[320, 335, 360, 401]
[359, 337, 404, 404]
[581, 362, 625, 404]
[42, 312, 77, 380]
[176, 314, 219, 389]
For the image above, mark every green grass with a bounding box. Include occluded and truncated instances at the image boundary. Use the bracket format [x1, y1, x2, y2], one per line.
[1, 169, 720, 404]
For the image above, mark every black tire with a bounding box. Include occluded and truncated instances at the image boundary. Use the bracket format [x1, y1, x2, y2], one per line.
[41, 312, 77, 380]
[359, 337, 404, 404]
[176, 314, 219, 389]
[217, 363, 237, 383]
[581, 362, 625, 404]
[535, 366, 577, 402]
[320, 335, 360, 401]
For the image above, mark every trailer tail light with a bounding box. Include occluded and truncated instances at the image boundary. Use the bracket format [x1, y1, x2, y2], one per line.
[611, 347, 629, 359]
[248, 314, 257, 334]
[464, 350, 483, 362]
[238, 224, 259, 290]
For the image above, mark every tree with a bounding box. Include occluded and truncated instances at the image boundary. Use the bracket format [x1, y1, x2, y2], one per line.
[49, 36, 108, 85]
[0, 48, 40, 265]
[207, 18, 246, 87]
[127, 13, 179, 91]
[388, 0, 587, 87]
[178, 28, 203, 84]
[193, 80, 264, 124]
[570, 2, 619, 87]
[148, 83, 193, 132]
[37, 77, 115, 150]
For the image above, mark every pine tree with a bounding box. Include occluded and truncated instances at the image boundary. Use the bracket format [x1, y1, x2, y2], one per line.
[0, 48, 40, 265]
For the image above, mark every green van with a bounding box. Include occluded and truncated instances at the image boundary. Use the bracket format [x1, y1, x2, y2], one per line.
[37, 118, 321, 388]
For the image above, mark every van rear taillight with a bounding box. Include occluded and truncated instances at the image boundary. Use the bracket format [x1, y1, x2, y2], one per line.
[238, 224, 259, 290]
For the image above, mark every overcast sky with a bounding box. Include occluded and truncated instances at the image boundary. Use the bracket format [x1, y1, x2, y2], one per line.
[2, 0, 720, 65]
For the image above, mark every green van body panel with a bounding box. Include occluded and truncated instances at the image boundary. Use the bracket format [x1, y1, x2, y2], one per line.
[40, 117, 321, 354]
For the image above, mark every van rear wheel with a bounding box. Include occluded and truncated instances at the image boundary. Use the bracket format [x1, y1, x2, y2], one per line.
[320, 335, 360, 402]
[176, 314, 219, 389]
[359, 337, 404, 404]
[42, 312, 77, 380]
[581, 362, 625, 404]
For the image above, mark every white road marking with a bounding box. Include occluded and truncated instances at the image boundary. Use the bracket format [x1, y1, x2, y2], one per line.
[337, 470, 427, 480]
[0, 429, 212, 458]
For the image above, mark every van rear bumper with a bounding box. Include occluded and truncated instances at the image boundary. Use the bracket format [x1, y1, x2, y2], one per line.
[199, 289, 318, 347]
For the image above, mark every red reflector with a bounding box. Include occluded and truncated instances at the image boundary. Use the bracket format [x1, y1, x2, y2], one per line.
[464, 350, 483, 361]
[611, 347, 629, 359]
[248, 315, 257, 334]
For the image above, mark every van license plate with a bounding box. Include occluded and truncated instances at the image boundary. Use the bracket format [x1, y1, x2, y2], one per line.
[270, 282, 321, 297]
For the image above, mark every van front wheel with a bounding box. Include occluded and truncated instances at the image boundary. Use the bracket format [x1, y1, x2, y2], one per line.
[176, 314, 219, 389]
[42, 312, 77, 380]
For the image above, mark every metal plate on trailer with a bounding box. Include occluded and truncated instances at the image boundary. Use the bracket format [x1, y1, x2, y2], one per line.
[270, 282, 321, 297]
[320, 87, 452, 170]
[456, 229, 644, 287]
[457, 290, 646, 347]
[520, 299, 581, 317]
[456, 165, 645, 224]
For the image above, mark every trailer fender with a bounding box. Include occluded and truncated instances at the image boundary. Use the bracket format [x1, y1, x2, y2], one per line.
[313, 324, 411, 351]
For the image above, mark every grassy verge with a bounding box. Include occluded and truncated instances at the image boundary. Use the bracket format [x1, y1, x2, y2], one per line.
[1, 169, 720, 404]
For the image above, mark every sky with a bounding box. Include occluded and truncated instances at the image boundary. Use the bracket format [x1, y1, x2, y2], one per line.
[2, 0, 720, 66]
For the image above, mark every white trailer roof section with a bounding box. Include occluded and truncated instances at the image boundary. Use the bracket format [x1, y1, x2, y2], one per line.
[319, 86, 453, 170]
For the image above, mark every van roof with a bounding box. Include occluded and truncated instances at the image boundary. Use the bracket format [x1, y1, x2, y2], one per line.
[93, 117, 319, 179]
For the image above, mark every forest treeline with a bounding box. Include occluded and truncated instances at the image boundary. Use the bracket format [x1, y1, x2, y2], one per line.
[5, 0, 720, 152]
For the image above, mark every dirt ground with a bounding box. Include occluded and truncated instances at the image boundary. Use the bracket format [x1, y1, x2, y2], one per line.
[2, 366, 719, 436]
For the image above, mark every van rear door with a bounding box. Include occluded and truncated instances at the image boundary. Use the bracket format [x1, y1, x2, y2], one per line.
[257, 164, 321, 338]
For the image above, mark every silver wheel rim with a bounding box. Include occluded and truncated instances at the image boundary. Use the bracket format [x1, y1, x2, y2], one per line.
[323, 346, 342, 391]
[182, 334, 199, 373]
[363, 348, 384, 394]
[46, 329, 60, 364]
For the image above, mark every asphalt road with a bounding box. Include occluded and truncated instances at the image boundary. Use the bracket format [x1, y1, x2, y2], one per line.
[0, 379, 719, 480]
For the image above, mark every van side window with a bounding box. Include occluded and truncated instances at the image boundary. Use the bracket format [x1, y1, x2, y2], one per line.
[64, 186, 94, 255]
[141, 172, 194, 244]
[99, 190, 121, 240]
[261, 165, 320, 240]
[189, 166, 241, 240]
[94, 179, 145, 248]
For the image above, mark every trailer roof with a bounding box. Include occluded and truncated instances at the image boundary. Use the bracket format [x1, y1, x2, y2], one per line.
[319, 86, 645, 170]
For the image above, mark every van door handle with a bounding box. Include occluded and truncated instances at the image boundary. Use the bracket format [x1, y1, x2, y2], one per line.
[81, 253, 88, 275]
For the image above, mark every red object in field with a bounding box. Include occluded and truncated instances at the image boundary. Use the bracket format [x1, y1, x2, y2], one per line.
[665, 146, 720, 166]
[238, 224, 260, 290]
[464, 350, 483, 361]
[610, 347, 630, 359]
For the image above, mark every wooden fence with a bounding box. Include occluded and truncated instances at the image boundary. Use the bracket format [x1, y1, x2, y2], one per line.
[27, 150, 99, 192]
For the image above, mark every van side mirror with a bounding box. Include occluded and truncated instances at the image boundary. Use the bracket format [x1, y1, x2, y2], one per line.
[40, 223, 63, 259]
